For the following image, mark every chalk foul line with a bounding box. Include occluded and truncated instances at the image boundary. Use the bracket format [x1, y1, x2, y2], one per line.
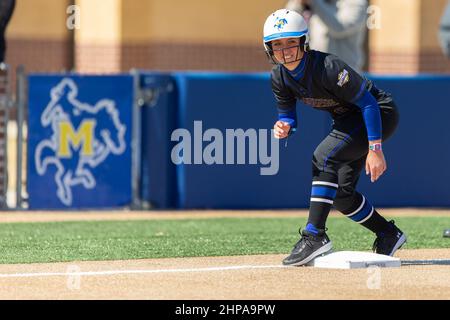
[0, 264, 288, 278]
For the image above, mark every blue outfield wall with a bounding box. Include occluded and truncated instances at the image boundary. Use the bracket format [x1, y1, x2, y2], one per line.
[139, 73, 178, 208]
[173, 72, 328, 209]
[141, 72, 450, 209]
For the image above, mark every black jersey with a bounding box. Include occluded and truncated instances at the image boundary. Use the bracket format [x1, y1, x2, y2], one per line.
[271, 50, 392, 120]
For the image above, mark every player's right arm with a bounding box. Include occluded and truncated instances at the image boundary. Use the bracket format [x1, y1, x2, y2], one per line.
[274, 120, 291, 139]
[271, 68, 297, 139]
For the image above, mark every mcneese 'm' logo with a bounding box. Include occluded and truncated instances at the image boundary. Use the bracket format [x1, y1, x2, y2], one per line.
[35, 78, 127, 206]
[58, 120, 95, 158]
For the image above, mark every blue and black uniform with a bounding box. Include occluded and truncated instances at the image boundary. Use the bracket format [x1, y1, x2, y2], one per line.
[271, 50, 399, 235]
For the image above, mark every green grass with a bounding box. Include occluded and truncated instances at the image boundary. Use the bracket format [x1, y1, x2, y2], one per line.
[0, 216, 449, 264]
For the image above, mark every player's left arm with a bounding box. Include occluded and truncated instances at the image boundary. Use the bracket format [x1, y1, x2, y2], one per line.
[322, 56, 385, 183]
[353, 90, 386, 183]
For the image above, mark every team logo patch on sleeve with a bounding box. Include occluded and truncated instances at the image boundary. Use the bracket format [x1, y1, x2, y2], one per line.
[337, 69, 350, 87]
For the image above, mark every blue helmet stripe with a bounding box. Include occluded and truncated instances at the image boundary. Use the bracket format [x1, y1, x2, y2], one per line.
[263, 30, 308, 42]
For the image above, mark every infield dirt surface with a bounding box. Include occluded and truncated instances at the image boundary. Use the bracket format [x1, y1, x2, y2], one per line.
[0, 209, 449, 300]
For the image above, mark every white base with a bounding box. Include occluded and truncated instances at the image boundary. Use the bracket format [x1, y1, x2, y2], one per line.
[306, 251, 401, 269]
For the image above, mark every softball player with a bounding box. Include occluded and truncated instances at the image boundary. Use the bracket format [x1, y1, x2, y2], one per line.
[263, 9, 406, 266]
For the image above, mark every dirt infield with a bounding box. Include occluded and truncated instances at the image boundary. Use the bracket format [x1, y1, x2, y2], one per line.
[0, 249, 449, 300]
[0, 210, 449, 300]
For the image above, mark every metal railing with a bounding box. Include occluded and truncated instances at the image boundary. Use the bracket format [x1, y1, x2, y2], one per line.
[0, 63, 11, 209]
[15, 65, 26, 209]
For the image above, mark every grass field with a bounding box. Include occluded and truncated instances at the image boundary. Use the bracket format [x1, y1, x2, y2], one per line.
[0, 216, 449, 264]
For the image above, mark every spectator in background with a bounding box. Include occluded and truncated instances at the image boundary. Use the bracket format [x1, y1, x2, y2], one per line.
[286, 0, 368, 73]
[0, 0, 16, 63]
[439, 0, 450, 58]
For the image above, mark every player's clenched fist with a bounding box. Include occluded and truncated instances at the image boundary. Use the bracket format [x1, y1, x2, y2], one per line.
[273, 121, 291, 139]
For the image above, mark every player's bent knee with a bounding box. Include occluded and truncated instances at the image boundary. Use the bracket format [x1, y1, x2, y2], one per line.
[334, 188, 357, 212]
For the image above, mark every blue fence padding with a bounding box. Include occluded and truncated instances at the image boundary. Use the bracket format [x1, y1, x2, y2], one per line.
[139, 73, 178, 208]
[173, 72, 329, 209]
[27, 75, 134, 209]
[28, 72, 450, 209]
[169, 73, 450, 208]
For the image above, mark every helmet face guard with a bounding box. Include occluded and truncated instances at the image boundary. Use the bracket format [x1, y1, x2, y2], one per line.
[263, 9, 310, 65]
[264, 37, 307, 65]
